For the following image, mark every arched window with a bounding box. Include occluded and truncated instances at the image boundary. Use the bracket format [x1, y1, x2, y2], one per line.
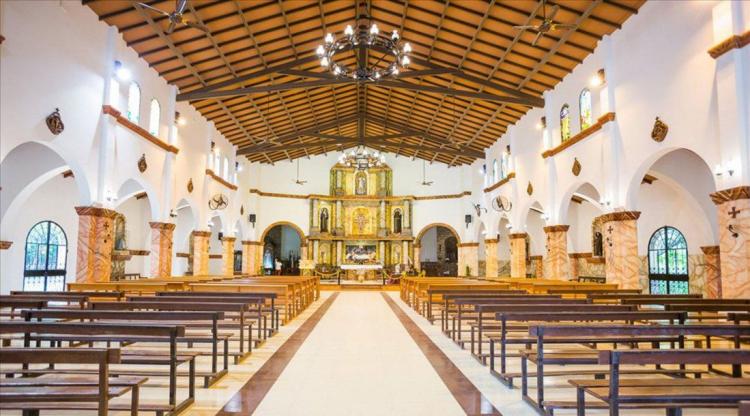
[223, 157, 229, 179]
[648, 226, 689, 294]
[492, 159, 498, 182]
[560, 104, 571, 142]
[500, 151, 510, 179]
[127, 82, 141, 123]
[148, 99, 160, 136]
[213, 151, 221, 172]
[579, 88, 592, 130]
[23, 221, 68, 291]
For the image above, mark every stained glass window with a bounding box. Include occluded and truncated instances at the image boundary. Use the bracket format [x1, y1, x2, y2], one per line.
[127, 82, 141, 123]
[579, 89, 592, 130]
[560, 104, 571, 142]
[492, 160, 498, 182]
[149, 99, 160, 136]
[648, 226, 689, 294]
[24, 221, 67, 291]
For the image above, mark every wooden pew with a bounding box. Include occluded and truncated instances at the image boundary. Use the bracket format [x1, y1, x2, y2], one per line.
[11, 290, 125, 301]
[523, 324, 750, 413]
[0, 299, 46, 321]
[21, 309, 230, 387]
[68, 282, 187, 294]
[487, 310, 688, 384]
[0, 321, 193, 413]
[189, 282, 297, 323]
[90, 301, 254, 361]
[156, 291, 279, 334]
[0, 348, 132, 416]
[576, 349, 750, 416]
[440, 293, 559, 333]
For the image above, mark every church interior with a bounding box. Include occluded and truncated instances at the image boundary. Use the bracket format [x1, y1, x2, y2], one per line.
[1, 0, 749, 414]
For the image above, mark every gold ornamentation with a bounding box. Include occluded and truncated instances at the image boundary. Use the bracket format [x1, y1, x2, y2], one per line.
[526, 181, 533, 196]
[651, 117, 668, 142]
[137, 154, 147, 173]
[572, 158, 581, 176]
[46, 108, 64, 135]
[187, 178, 194, 193]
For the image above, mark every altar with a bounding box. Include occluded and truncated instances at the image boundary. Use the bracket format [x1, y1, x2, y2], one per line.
[340, 264, 383, 282]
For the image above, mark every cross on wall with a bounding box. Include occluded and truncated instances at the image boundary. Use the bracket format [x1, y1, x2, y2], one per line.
[728, 206, 741, 219]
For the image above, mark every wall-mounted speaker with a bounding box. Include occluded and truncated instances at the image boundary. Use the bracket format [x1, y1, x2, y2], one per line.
[248, 214, 256, 228]
[465, 214, 472, 228]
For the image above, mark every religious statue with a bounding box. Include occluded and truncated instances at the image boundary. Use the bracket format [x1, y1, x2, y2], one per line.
[393, 209, 402, 234]
[320, 208, 329, 233]
[355, 171, 367, 195]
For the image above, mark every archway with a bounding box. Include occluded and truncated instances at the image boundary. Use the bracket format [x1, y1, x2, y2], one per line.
[497, 216, 512, 276]
[113, 178, 158, 279]
[629, 149, 716, 294]
[563, 182, 605, 280]
[23, 220, 68, 291]
[0, 142, 88, 292]
[417, 223, 460, 276]
[260, 222, 305, 275]
[207, 214, 225, 275]
[171, 198, 197, 276]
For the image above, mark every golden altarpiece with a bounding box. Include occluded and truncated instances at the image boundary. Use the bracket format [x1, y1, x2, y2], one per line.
[307, 163, 414, 280]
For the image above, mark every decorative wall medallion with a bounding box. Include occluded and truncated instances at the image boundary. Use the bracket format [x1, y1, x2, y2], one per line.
[187, 178, 194, 193]
[45, 108, 64, 135]
[137, 154, 147, 173]
[208, 193, 229, 210]
[526, 181, 533, 196]
[240, 205, 244, 216]
[572, 158, 582, 176]
[651, 117, 668, 142]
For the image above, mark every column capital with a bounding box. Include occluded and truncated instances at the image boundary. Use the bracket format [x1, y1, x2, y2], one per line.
[595, 210, 641, 223]
[700, 245, 721, 255]
[710, 185, 750, 205]
[149, 221, 176, 231]
[242, 240, 262, 246]
[508, 232, 528, 239]
[0, 241, 12, 250]
[458, 242, 479, 247]
[221, 236, 237, 243]
[543, 225, 570, 233]
[75, 206, 118, 218]
[484, 238, 499, 244]
[191, 230, 211, 237]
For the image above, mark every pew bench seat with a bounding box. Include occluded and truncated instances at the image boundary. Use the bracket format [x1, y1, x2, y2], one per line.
[0, 401, 173, 416]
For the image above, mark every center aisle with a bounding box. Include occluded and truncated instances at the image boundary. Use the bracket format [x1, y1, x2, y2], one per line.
[245, 291, 475, 415]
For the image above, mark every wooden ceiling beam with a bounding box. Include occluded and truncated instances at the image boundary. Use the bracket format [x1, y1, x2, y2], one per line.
[375, 80, 542, 107]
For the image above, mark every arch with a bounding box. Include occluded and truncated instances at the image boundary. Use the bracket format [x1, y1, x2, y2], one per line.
[415, 222, 461, 244]
[1, 141, 92, 227]
[127, 82, 141, 123]
[625, 147, 717, 211]
[260, 221, 307, 245]
[113, 177, 161, 221]
[555, 180, 603, 225]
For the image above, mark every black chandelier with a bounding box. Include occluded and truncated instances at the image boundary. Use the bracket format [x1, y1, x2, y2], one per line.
[316, 23, 411, 82]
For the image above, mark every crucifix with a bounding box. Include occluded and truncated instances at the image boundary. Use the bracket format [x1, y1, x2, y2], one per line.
[728, 206, 741, 219]
[354, 212, 367, 234]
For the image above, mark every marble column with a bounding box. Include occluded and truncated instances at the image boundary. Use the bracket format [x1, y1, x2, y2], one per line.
[75, 206, 117, 283]
[379, 241, 386, 264]
[530, 256, 544, 278]
[509, 233, 528, 278]
[711, 186, 750, 298]
[191, 230, 211, 276]
[310, 198, 320, 234]
[458, 243, 479, 276]
[403, 199, 411, 232]
[312, 240, 319, 263]
[413, 243, 421, 272]
[149, 222, 175, 279]
[484, 238, 499, 278]
[335, 200, 344, 235]
[220, 236, 236, 276]
[402, 240, 410, 266]
[701, 245, 722, 299]
[598, 211, 641, 289]
[242, 241, 260, 275]
[336, 240, 343, 265]
[544, 225, 570, 280]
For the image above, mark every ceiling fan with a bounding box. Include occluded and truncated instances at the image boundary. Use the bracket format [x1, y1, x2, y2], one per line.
[513, 0, 577, 46]
[293, 159, 308, 185]
[419, 161, 433, 186]
[137, 0, 209, 34]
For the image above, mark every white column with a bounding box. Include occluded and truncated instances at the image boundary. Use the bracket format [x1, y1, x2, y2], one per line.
[97, 26, 118, 206]
[336, 241, 343, 265]
[160, 85, 177, 222]
[402, 240, 409, 265]
[403, 199, 411, 230]
[312, 240, 319, 263]
[379, 241, 385, 264]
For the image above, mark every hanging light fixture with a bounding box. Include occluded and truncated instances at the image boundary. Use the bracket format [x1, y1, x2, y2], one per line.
[316, 21, 411, 82]
[338, 146, 386, 170]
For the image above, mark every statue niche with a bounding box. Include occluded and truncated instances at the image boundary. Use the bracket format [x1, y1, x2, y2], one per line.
[393, 209, 402, 234]
[320, 208, 329, 233]
[355, 171, 367, 195]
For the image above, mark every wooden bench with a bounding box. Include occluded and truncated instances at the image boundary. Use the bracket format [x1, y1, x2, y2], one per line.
[523, 324, 750, 413]
[577, 349, 750, 416]
[0, 348, 132, 416]
[440, 293, 562, 333]
[0, 321, 194, 413]
[20, 308, 230, 387]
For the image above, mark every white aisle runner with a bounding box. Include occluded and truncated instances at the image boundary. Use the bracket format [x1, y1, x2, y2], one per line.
[252, 291, 466, 415]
